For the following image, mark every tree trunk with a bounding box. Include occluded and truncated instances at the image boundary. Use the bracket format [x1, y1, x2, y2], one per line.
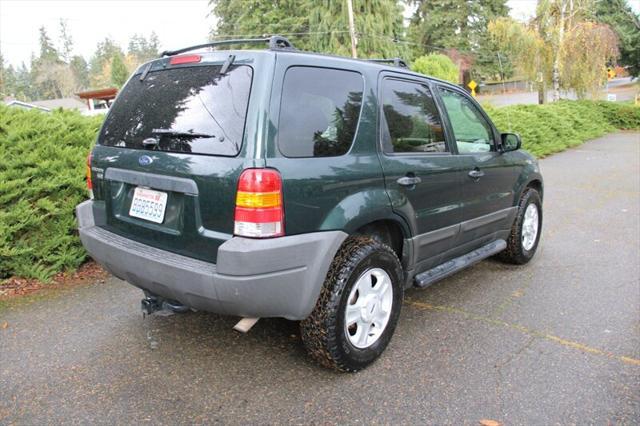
[553, 0, 567, 102]
[537, 82, 545, 105]
[552, 60, 560, 102]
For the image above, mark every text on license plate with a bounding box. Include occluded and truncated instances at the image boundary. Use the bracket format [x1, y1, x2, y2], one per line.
[129, 187, 168, 224]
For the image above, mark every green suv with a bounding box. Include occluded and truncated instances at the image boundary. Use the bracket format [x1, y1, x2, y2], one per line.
[77, 37, 543, 372]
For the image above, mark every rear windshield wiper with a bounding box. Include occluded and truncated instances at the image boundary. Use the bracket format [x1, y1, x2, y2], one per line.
[151, 129, 216, 138]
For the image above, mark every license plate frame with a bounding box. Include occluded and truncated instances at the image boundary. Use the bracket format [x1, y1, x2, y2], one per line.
[129, 187, 168, 224]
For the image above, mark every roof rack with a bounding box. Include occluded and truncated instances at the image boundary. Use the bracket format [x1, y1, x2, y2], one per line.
[366, 58, 408, 68]
[160, 35, 295, 57]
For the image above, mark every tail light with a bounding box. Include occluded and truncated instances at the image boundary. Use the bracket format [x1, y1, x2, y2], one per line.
[234, 169, 284, 238]
[86, 152, 94, 198]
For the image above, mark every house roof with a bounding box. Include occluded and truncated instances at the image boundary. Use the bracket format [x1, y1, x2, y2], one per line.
[4, 100, 51, 112]
[31, 98, 88, 110]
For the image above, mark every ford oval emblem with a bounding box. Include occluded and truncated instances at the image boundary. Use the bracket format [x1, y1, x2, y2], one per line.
[138, 155, 153, 166]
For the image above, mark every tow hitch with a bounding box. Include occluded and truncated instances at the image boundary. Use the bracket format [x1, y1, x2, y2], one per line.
[141, 292, 190, 316]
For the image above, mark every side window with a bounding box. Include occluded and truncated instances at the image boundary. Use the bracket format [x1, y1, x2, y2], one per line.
[381, 79, 447, 154]
[278, 67, 363, 158]
[439, 88, 494, 154]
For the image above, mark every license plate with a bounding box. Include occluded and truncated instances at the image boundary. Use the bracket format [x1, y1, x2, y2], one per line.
[129, 187, 168, 224]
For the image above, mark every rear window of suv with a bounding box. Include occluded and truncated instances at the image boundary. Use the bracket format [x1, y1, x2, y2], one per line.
[99, 65, 252, 156]
[277, 67, 363, 158]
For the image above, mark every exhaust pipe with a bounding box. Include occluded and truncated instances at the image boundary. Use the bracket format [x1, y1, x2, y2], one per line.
[233, 317, 260, 333]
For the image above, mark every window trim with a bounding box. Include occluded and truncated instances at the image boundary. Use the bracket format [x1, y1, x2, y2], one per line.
[377, 74, 454, 157]
[435, 83, 501, 156]
[275, 65, 365, 159]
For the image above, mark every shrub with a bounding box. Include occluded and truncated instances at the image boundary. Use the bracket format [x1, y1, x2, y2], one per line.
[0, 105, 103, 281]
[485, 100, 640, 157]
[411, 54, 460, 83]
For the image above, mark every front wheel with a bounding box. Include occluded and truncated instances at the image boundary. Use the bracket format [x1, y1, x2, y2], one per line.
[300, 236, 404, 372]
[497, 188, 542, 264]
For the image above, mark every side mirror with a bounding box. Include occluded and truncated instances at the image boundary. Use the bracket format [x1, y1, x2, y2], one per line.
[501, 133, 521, 152]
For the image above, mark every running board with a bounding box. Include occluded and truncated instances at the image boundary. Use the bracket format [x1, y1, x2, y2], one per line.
[414, 239, 507, 289]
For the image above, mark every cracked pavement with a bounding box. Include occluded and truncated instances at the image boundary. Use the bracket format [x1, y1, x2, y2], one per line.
[1, 132, 639, 424]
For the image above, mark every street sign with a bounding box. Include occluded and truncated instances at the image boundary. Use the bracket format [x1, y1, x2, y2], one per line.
[607, 68, 616, 80]
[468, 80, 477, 97]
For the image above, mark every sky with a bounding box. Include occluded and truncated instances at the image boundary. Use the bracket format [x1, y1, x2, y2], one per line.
[0, 0, 638, 69]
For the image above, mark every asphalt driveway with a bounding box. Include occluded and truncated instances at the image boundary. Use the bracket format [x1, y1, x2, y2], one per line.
[1, 132, 639, 424]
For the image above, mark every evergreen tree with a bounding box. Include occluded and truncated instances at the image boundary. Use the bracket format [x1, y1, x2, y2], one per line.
[89, 38, 124, 87]
[110, 53, 129, 88]
[128, 32, 161, 63]
[58, 19, 74, 63]
[70, 55, 89, 90]
[17, 61, 36, 100]
[38, 26, 60, 62]
[209, 0, 405, 57]
[0, 52, 5, 97]
[407, 0, 510, 78]
[594, 0, 640, 77]
[308, 0, 406, 58]
[33, 27, 70, 99]
[209, 0, 309, 47]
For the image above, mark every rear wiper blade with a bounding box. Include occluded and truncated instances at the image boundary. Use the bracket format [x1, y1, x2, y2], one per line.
[151, 128, 216, 138]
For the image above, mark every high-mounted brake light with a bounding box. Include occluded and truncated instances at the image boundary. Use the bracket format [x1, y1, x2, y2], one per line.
[234, 169, 284, 238]
[86, 152, 94, 198]
[169, 54, 202, 65]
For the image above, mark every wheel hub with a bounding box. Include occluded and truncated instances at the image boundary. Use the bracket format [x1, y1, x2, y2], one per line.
[522, 203, 539, 251]
[345, 268, 393, 349]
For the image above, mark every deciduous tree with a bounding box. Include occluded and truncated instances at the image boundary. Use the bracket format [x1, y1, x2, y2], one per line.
[489, 8, 618, 102]
[412, 53, 460, 83]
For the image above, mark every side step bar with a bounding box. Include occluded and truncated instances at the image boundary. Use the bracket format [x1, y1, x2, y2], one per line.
[414, 239, 507, 289]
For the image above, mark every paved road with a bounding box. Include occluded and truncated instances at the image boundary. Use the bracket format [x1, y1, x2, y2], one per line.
[478, 77, 638, 106]
[1, 133, 639, 424]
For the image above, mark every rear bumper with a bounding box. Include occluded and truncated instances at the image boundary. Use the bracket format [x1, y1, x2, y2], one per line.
[76, 200, 346, 320]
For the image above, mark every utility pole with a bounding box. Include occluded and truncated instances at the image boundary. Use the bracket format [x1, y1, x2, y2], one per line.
[346, 0, 357, 58]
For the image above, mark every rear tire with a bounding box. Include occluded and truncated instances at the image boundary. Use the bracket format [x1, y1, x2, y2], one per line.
[497, 188, 542, 264]
[300, 236, 404, 372]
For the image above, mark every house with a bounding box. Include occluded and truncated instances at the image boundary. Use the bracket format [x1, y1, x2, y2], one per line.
[76, 88, 118, 116]
[31, 97, 88, 112]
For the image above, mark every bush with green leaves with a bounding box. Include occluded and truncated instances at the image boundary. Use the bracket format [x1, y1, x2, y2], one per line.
[0, 100, 638, 282]
[486, 101, 640, 157]
[0, 105, 102, 281]
[411, 54, 460, 83]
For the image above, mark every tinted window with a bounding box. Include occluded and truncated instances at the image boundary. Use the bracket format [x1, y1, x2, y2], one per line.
[278, 67, 363, 157]
[381, 79, 446, 153]
[99, 65, 252, 156]
[439, 89, 494, 154]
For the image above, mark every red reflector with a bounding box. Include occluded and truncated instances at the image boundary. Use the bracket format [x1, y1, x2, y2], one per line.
[235, 207, 283, 223]
[169, 54, 201, 65]
[86, 152, 93, 191]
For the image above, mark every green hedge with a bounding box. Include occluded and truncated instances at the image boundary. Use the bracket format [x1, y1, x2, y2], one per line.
[0, 100, 638, 281]
[485, 100, 640, 157]
[0, 105, 103, 281]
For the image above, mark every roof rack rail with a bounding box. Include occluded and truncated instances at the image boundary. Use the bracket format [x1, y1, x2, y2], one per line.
[366, 58, 408, 68]
[160, 35, 295, 57]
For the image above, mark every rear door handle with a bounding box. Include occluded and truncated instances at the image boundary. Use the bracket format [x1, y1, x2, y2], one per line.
[468, 169, 485, 180]
[397, 176, 422, 186]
